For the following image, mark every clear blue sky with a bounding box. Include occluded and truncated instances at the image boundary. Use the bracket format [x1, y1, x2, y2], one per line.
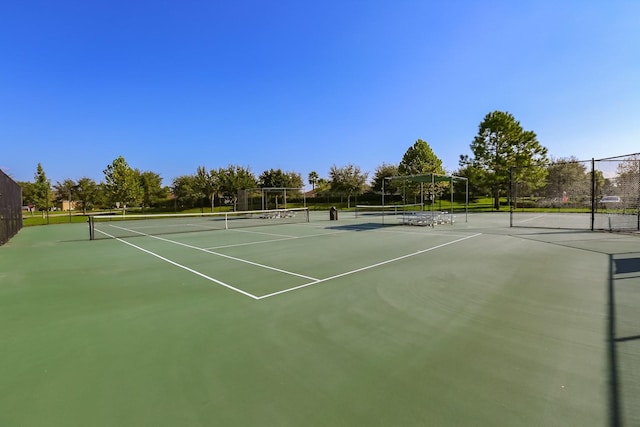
[2, 0, 639, 188]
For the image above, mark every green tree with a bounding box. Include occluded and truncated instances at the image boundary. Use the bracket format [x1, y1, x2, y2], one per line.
[614, 155, 640, 207]
[18, 181, 36, 213]
[53, 179, 78, 210]
[259, 169, 303, 189]
[32, 163, 52, 214]
[218, 165, 257, 210]
[543, 157, 590, 205]
[172, 175, 199, 209]
[398, 139, 445, 176]
[453, 163, 487, 201]
[462, 111, 548, 210]
[308, 171, 319, 193]
[94, 183, 110, 210]
[398, 139, 446, 202]
[590, 169, 606, 201]
[75, 177, 99, 213]
[258, 169, 304, 208]
[370, 163, 399, 194]
[191, 166, 220, 212]
[137, 170, 167, 212]
[103, 156, 142, 211]
[315, 178, 331, 197]
[329, 164, 368, 208]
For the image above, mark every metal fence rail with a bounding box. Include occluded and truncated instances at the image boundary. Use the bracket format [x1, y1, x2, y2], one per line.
[0, 169, 23, 245]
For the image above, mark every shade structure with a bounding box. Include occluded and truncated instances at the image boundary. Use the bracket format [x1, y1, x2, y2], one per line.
[382, 173, 468, 223]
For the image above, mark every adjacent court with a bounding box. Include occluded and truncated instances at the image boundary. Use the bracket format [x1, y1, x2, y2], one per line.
[1, 210, 638, 426]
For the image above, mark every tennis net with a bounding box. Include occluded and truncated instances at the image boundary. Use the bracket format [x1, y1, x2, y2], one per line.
[88, 207, 309, 240]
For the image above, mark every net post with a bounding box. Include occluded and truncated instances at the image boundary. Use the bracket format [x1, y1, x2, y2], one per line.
[225, 212, 229, 230]
[88, 215, 95, 240]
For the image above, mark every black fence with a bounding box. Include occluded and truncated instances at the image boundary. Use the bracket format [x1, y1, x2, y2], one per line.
[511, 153, 640, 231]
[0, 169, 23, 245]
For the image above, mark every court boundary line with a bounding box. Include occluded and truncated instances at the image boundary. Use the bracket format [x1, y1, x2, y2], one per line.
[95, 227, 482, 301]
[94, 228, 260, 300]
[255, 233, 482, 299]
[99, 224, 318, 281]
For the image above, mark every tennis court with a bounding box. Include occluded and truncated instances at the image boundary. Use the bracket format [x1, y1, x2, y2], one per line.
[1, 210, 639, 426]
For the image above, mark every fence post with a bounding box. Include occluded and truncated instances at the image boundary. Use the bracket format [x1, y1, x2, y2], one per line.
[591, 158, 595, 231]
[509, 167, 514, 227]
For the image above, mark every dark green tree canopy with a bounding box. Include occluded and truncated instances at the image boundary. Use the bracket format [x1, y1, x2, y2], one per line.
[53, 179, 77, 204]
[172, 174, 199, 207]
[398, 139, 445, 176]
[137, 170, 167, 211]
[32, 163, 52, 210]
[371, 163, 399, 194]
[544, 157, 589, 200]
[329, 163, 368, 208]
[308, 171, 319, 192]
[75, 177, 99, 213]
[258, 169, 303, 189]
[218, 165, 257, 210]
[103, 156, 142, 209]
[398, 139, 446, 198]
[462, 111, 549, 210]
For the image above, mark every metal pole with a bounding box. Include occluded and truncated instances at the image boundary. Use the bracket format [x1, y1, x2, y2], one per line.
[591, 158, 595, 231]
[509, 167, 513, 227]
[637, 159, 640, 231]
[450, 178, 454, 216]
[465, 178, 469, 223]
[88, 216, 95, 240]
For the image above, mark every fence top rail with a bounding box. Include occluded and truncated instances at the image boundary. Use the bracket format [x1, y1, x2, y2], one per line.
[595, 152, 640, 162]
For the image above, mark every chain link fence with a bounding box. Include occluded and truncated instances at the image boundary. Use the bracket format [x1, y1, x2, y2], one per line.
[0, 169, 23, 245]
[511, 153, 640, 231]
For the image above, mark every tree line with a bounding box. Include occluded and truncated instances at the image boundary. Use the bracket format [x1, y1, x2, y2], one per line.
[19, 110, 626, 214]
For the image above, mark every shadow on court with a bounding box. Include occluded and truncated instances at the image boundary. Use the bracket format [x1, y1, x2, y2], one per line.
[325, 222, 396, 231]
[608, 254, 640, 427]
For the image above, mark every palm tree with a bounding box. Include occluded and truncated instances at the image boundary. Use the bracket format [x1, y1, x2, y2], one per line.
[308, 171, 319, 194]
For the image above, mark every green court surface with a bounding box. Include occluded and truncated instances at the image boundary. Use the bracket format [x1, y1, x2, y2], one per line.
[1, 211, 639, 426]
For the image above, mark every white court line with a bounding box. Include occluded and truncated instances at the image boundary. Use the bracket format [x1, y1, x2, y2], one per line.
[94, 228, 260, 300]
[205, 230, 350, 250]
[255, 233, 482, 300]
[228, 228, 298, 238]
[517, 214, 548, 223]
[102, 224, 318, 281]
[96, 226, 481, 301]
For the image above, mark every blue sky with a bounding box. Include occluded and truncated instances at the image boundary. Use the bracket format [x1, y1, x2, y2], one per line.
[1, 0, 639, 188]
